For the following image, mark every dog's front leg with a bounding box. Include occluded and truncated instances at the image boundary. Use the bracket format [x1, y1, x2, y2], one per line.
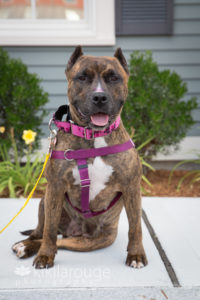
[33, 184, 64, 269]
[123, 172, 148, 269]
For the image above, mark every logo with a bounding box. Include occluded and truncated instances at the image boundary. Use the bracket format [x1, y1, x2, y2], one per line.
[14, 265, 31, 276]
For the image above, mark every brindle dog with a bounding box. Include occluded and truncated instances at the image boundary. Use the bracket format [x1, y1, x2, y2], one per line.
[12, 46, 147, 269]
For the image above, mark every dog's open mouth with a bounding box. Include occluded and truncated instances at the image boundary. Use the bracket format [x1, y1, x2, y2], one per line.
[90, 113, 109, 127]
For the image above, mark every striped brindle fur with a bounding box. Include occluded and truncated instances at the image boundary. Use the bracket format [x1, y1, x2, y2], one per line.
[12, 46, 147, 269]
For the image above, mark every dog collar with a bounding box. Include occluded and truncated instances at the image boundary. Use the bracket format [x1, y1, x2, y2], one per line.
[50, 105, 121, 140]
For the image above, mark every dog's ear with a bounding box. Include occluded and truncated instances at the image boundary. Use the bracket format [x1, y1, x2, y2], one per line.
[114, 48, 129, 75]
[66, 46, 83, 72]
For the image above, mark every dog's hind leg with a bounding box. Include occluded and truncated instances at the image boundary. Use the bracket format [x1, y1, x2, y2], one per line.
[56, 229, 118, 252]
[13, 198, 44, 258]
[21, 197, 45, 240]
[12, 239, 42, 258]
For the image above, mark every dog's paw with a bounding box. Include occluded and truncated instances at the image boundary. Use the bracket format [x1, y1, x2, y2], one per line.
[12, 239, 41, 259]
[126, 253, 148, 269]
[12, 242, 26, 258]
[33, 255, 54, 269]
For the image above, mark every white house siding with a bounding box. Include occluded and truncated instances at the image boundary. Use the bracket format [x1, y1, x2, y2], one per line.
[2, 0, 200, 140]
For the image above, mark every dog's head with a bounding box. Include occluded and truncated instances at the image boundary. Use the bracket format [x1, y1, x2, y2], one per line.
[65, 46, 129, 129]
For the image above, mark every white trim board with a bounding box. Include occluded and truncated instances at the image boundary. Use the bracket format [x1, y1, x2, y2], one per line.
[152, 136, 200, 161]
[39, 136, 200, 161]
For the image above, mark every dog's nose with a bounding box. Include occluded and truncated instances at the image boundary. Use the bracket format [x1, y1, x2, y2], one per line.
[92, 92, 108, 105]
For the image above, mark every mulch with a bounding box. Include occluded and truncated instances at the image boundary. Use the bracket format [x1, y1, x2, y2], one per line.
[142, 170, 200, 197]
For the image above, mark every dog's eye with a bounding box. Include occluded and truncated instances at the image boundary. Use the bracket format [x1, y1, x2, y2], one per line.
[78, 75, 87, 81]
[110, 75, 119, 82]
[106, 74, 120, 83]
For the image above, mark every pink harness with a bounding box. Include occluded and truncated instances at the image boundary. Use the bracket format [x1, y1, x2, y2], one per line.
[49, 105, 135, 218]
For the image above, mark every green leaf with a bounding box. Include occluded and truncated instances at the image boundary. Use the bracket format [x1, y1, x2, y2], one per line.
[142, 174, 153, 187]
[24, 183, 31, 197]
[0, 180, 9, 194]
[140, 158, 155, 172]
[8, 177, 16, 198]
[136, 136, 155, 152]
[177, 170, 199, 191]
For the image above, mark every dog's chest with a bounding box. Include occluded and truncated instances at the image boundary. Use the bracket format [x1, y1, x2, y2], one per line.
[72, 137, 113, 201]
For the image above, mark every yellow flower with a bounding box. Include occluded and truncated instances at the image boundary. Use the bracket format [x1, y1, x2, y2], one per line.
[0, 126, 5, 134]
[22, 130, 37, 145]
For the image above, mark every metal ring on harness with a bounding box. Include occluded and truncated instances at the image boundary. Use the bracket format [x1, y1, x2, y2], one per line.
[64, 149, 74, 161]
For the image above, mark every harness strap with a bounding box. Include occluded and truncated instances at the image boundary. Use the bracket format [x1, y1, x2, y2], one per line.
[66, 192, 122, 218]
[77, 158, 91, 217]
[50, 139, 135, 218]
[51, 139, 134, 160]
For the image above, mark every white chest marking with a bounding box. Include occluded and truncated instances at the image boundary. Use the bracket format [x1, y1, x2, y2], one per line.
[72, 137, 113, 201]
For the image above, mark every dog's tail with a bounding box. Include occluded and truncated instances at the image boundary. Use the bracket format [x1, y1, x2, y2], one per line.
[20, 229, 34, 236]
[56, 234, 117, 252]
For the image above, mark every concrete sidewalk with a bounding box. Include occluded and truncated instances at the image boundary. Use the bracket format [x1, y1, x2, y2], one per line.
[0, 197, 200, 299]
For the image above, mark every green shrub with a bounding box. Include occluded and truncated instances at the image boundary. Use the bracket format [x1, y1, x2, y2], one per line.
[0, 48, 49, 152]
[122, 51, 198, 158]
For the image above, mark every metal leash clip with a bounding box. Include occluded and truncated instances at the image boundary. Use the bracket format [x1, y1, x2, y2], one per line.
[48, 118, 57, 154]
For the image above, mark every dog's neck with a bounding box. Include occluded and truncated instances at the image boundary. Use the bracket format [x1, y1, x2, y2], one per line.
[52, 105, 121, 140]
[68, 105, 85, 127]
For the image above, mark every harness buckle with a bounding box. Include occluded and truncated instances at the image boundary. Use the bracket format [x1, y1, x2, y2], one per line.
[84, 127, 95, 140]
[83, 210, 92, 217]
[80, 178, 90, 187]
[64, 149, 74, 161]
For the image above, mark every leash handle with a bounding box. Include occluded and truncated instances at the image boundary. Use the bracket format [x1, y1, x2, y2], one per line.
[0, 153, 50, 234]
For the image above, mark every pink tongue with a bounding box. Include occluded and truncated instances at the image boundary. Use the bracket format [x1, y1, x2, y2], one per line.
[91, 113, 109, 126]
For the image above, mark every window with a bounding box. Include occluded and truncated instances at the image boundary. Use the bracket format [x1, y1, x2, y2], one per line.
[0, 0, 115, 45]
[115, 0, 173, 36]
[0, 0, 84, 20]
